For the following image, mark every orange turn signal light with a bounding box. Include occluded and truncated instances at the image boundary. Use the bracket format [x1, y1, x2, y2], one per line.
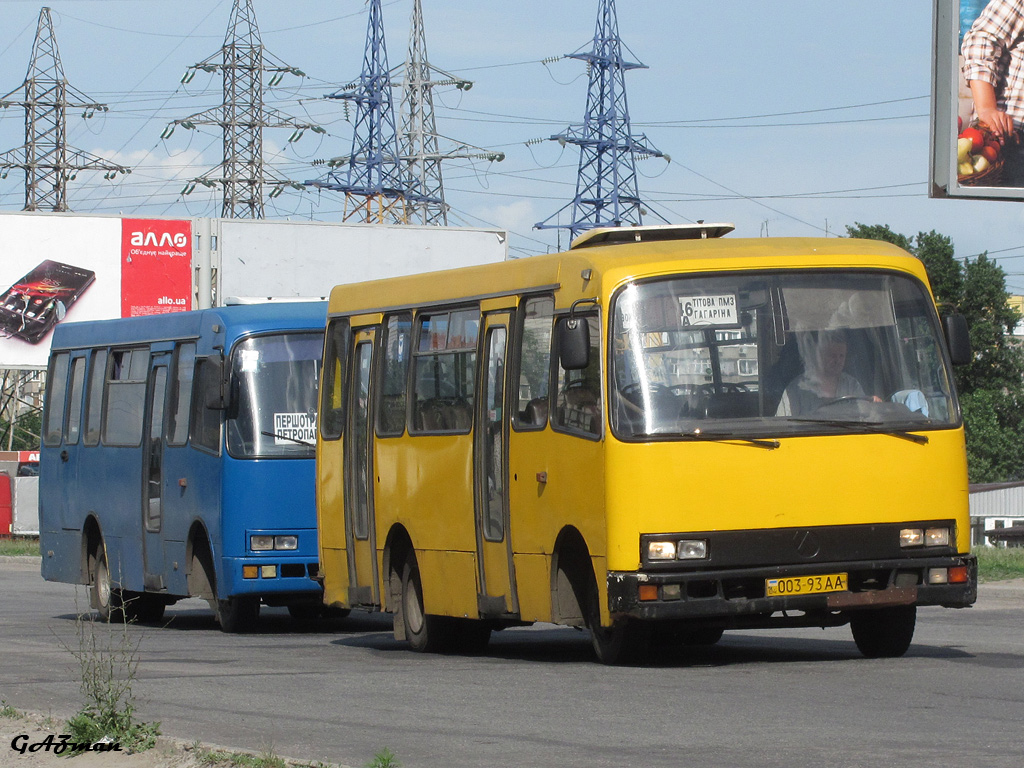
[638, 584, 659, 602]
[948, 566, 970, 584]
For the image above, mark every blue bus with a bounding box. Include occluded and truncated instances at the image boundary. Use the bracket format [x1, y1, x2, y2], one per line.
[39, 302, 329, 632]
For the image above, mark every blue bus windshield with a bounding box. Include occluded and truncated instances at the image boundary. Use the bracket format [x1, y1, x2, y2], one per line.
[226, 332, 321, 458]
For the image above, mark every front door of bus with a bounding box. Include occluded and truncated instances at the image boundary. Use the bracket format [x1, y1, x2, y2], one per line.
[474, 313, 518, 617]
[141, 357, 168, 590]
[345, 329, 380, 607]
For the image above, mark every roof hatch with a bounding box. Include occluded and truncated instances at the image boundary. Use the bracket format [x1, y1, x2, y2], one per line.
[570, 222, 735, 250]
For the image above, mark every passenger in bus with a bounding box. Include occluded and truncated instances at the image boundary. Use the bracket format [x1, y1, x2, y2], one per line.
[776, 330, 867, 416]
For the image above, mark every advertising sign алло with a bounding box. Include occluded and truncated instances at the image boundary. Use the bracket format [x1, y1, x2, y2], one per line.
[121, 218, 193, 317]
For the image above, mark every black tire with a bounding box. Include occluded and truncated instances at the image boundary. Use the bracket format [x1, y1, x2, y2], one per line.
[849, 605, 916, 658]
[90, 545, 124, 622]
[217, 596, 260, 633]
[584, 581, 650, 665]
[400, 555, 450, 653]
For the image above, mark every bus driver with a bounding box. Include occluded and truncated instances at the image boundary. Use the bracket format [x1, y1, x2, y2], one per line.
[776, 329, 868, 416]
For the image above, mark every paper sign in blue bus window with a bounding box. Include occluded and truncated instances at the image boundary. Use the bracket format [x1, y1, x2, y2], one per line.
[677, 294, 738, 326]
[240, 349, 260, 372]
[273, 412, 316, 444]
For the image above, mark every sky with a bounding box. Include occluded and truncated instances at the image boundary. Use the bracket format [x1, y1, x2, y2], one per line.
[2, 0, 1024, 291]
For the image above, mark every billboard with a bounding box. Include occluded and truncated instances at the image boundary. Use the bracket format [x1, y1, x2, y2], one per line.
[215, 219, 508, 302]
[0, 214, 193, 368]
[931, 0, 1024, 200]
[121, 218, 193, 317]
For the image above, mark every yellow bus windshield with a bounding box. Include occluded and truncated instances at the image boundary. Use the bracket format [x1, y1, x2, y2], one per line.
[610, 270, 958, 439]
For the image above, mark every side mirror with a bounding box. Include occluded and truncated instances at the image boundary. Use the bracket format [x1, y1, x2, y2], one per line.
[202, 356, 228, 410]
[557, 316, 590, 370]
[943, 313, 972, 366]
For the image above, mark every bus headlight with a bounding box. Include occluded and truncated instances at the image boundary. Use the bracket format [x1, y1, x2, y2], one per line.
[648, 541, 677, 560]
[677, 540, 708, 559]
[646, 539, 708, 561]
[899, 529, 924, 547]
[250, 535, 274, 551]
[899, 527, 950, 548]
[250, 534, 299, 551]
[925, 528, 950, 547]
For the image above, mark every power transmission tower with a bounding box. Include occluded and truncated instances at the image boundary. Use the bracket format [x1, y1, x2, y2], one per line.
[164, 0, 321, 219]
[0, 7, 129, 212]
[306, 0, 428, 225]
[397, 0, 503, 226]
[535, 0, 667, 239]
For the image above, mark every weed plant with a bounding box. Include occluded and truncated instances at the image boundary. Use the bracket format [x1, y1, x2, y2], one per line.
[58, 596, 160, 752]
[193, 744, 288, 768]
[366, 748, 400, 768]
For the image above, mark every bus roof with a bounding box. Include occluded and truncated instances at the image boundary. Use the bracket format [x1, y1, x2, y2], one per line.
[326, 236, 927, 317]
[50, 301, 327, 352]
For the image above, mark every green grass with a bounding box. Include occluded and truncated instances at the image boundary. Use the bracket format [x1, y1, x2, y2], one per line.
[0, 536, 39, 556]
[974, 546, 1024, 582]
[192, 745, 288, 768]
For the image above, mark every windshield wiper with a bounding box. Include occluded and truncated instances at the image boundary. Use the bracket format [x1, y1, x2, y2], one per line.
[260, 430, 315, 448]
[677, 429, 780, 450]
[786, 418, 929, 445]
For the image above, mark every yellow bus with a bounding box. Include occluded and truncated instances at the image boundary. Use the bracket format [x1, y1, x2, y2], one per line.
[316, 224, 976, 663]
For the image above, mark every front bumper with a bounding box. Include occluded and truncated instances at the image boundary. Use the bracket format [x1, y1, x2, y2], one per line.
[607, 554, 977, 625]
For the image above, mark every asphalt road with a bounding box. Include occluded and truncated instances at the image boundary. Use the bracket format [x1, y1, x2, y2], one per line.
[2, 557, 1023, 768]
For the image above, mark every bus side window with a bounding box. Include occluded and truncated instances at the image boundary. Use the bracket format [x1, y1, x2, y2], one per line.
[65, 357, 86, 445]
[377, 313, 412, 436]
[84, 349, 108, 446]
[190, 357, 222, 454]
[43, 352, 70, 447]
[167, 342, 196, 446]
[411, 309, 478, 434]
[103, 348, 150, 446]
[553, 313, 602, 437]
[320, 318, 350, 441]
[514, 295, 554, 430]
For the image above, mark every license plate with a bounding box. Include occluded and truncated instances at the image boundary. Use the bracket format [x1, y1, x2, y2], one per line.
[765, 573, 848, 597]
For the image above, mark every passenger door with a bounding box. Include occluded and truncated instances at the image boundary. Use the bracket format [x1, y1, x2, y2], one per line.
[141, 355, 169, 590]
[345, 327, 380, 607]
[473, 312, 518, 617]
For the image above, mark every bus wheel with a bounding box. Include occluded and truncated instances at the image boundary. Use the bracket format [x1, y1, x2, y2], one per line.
[849, 605, 916, 658]
[589, 618, 651, 665]
[217, 597, 260, 633]
[584, 584, 650, 665]
[400, 555, 449, 653]
[90, 545, 123, 622]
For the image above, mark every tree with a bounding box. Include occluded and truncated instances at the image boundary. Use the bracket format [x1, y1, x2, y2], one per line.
[0, 408, 41, 451]
[847, 223, 1024, 483]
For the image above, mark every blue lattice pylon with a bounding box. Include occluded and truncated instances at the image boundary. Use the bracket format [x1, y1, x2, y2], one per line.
[306, 0, 430, 224]
[536, 0, 666, 239]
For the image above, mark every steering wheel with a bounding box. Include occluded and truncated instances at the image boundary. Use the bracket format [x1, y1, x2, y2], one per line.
[621, 382, 667, 396]
[698, 382, 749, 395]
